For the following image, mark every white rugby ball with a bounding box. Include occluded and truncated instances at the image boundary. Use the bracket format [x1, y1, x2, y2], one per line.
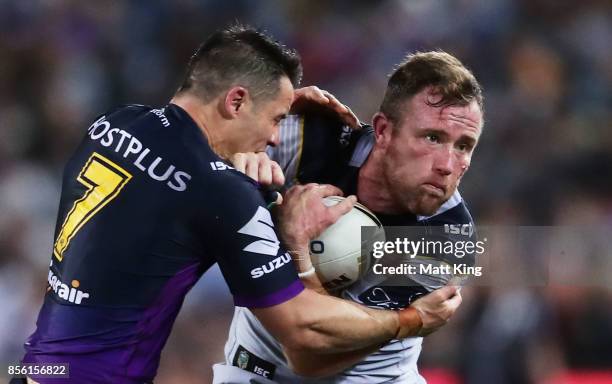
[310, 196, 385, 291]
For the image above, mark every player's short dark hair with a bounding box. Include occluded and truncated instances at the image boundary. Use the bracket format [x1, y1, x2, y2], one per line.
[380, 51, 483, 123]
[177, 24, 302, 103]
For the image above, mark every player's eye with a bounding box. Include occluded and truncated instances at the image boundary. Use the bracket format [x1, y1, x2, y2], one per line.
[456, 142, 473, 153]
[425, 134, 439, 143]
[274, 114, 286, 124]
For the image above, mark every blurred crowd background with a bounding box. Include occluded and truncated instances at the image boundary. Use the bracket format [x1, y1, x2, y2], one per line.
[1, 1, 611, 383]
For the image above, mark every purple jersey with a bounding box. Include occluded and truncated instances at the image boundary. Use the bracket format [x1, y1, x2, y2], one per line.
[22, 104, 303, 383]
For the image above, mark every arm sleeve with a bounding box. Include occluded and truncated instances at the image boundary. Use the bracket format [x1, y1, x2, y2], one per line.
[207, 174, 304, 308]
[268, 111, 361, 190]
[266, 114, 304, 186]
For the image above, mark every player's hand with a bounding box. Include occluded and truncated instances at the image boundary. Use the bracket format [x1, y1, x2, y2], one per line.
[291, 86, 360, 129]
[230, 152, 285, 188]
[396, 286, 462, 338]
[278, 184, 356, 271]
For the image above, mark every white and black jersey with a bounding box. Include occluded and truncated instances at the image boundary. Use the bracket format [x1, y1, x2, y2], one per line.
[214, 110, 476, 384]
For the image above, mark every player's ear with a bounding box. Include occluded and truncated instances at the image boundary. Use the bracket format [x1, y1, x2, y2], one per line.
[222, 86, 249, 118]
[372, 112, 393, 149]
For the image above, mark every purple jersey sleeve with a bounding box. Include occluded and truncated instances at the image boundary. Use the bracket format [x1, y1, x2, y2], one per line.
[206, 172, 304, 308]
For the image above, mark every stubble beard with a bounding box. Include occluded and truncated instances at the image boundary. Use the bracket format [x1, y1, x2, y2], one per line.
[412, 187, 445, 216]
[383, 164, 436, 216]
[385, 169, 446, 216]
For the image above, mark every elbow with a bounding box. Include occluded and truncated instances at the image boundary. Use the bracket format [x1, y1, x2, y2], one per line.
[286, 358, 315, 378]
[288, 363, 331, 379]
[256, 289, 341, 353]
[284, 348, 340, 379]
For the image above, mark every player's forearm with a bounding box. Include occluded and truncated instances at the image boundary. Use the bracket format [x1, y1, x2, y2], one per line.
[282, 300, 426, 377]
[255, 289, 398, 354]
[303, 297, 398, 353]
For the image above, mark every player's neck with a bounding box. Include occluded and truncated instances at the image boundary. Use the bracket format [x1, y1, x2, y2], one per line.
[170, 94, 233, 159]
[357, 150, 400, 214]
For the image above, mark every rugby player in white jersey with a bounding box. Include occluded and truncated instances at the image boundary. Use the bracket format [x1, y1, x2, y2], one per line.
[214, 51, 484, 383]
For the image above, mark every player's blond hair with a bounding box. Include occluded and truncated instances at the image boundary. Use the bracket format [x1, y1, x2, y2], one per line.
[380, 51, 483, 123]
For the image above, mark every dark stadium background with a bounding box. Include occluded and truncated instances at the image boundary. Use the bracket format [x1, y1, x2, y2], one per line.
[1, 1, 611, 383]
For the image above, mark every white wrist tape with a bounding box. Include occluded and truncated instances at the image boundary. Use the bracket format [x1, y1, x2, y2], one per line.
[297, 266, 316, 278]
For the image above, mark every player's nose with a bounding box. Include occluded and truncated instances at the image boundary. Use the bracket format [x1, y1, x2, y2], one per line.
[433, 147, 453, 176]
[268, 133, 279, 147]
[268, 126, 280, 147]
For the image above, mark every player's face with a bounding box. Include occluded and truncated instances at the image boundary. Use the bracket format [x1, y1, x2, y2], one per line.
[244, 76, 294, 152]
[383, 89, 482, 215]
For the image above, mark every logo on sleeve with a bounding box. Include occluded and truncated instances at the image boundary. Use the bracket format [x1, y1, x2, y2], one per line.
[250, 253, 291, 279]
[48, 270, 90, 305]
[232, 345, 276, 379]
[238, 206, 280, 256]
[339, 125, 352, 147]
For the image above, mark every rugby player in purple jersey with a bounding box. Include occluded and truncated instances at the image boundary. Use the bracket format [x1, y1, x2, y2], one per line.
[14, 27, 459, 384]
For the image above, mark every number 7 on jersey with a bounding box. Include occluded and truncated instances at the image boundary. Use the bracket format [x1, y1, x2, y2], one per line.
[53, 153, 132, 261]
